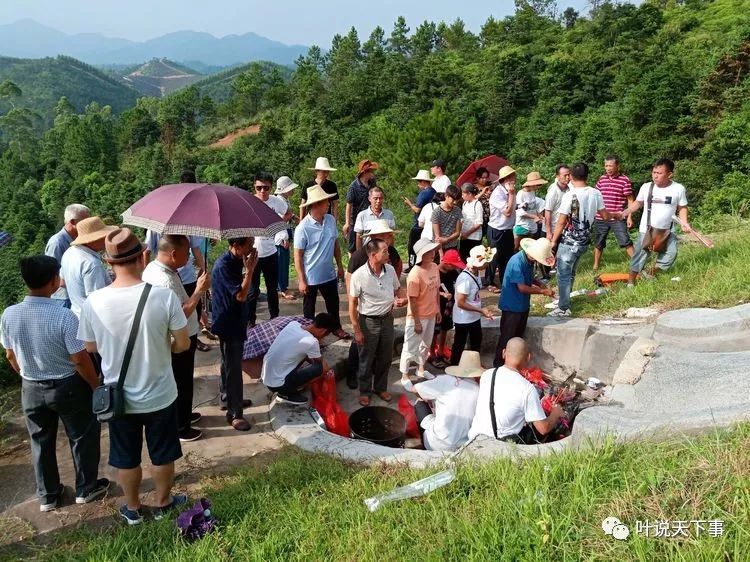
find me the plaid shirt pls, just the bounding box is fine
[0,296,84,380]
[243,316,312,360]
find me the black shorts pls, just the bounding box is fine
[108,401,182,469]
[594,219,633,250]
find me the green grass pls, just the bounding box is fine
[530,217,750,318]
[14,424,750,561]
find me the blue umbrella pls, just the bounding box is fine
[0,231,11,249]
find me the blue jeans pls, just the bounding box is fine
[630,232,679,273]
[556,243,588,311]
[277,244,290,291]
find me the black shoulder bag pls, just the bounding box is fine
[489,366,500,440]
[92,283,152,422]
[641,182,670,253]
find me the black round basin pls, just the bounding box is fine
[349,406,407,448]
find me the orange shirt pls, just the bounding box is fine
[406,261,440,318]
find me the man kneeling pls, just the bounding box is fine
[261,313,337,405]
[469,337,563,444]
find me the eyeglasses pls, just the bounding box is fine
[255,185,271,191]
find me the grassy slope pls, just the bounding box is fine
[28,424,749,561]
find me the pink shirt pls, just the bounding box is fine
[595,174,632,219]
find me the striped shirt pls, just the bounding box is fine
[595,174,632,219]
[243,316,312,360]
[0,296,84,381]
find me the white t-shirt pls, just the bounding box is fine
[432,175,451,194]
[461,199,483,240]
[414,375,479,451]
[78,282,187,414]
[544,182,569,231]
[488,185,515,230]
[418,202,439,240]
[636,181,688,232]
[536,197,547,233]
[515,190,542,231]
[468,366,547,440]
[452,270,482,324]
[142,260,200,337]
[261,321,321,388]
[254,195,289,258]
[557,186,605,246]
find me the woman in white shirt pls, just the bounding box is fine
[418,195,442,241]
[459,183,484,262]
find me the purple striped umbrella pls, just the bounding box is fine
[0,231,11,248]
[121,183,287,239]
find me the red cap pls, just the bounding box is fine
[440,249,466,270]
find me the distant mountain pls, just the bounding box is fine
[0,19,309,67]
[122,58,203,97]
[0,55,139,125]
[192,61,294,102]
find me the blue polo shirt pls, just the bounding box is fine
[45,227,74,301]
[211,251,250,340]
[500,250,534,313]
[413,187,436,226]
[294,214,337,286]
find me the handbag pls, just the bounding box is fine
[91,283,151,422]
[641,182,670,253]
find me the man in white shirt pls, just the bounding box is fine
[430,159,451,194]
[544,164,570,241]
[143,235,211,443]
[402,351,482,451]
[78,228,190,526]
[621,158,691,287]
[349,238,406,406]
[469,338,563,443]
[248,172,291,327]
[261,314,337,405]
[354,186,396,249]
[549,163,618,317]
[486,166,517,292]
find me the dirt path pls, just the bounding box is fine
[208,124,261,148]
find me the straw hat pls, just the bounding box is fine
[103,228,146,264]
[411,169,434,182]
[300,184,336,207]
[466,244,497,269]
[497,165,517,181]
[413,239,439,265]
[521,238,554,264]
[71,216,117,246]
[366,219,399,236]
[309,157,336,171]
[275,176,298,195]
[522,171,548,188]
[445,351,485,378]
[357,159,379,176]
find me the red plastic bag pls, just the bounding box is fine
[520,366,547,387]
[398,395,421,439]
[326,404,350,438]
[310,369,337,403]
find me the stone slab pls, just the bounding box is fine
[654,304,750,339]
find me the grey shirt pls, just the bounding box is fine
[431,206,463,249]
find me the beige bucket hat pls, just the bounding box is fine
[275,176,298,195]
[445,351,485,378]
[300,184,336,207]
[522,171,548,188]
[71,216,117,246]
[466,244,497,269]
[309,157,337,171]
[414,238,439,265]
[411,170,434,182]
[497,165,517,181]
[521,238,554,264]
[366,219,399,236]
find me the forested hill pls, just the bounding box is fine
[192,61,293,103]
[1,0,750,334]
[0,55,139,125]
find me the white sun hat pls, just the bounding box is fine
[300,184,336,207]
[275,176,298,195]
[411,169,434,182]
[309,157,337,171]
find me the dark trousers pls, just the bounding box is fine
[494,310,530,367]
[171,334,198,431]
[277,243,290,292]
[357,314,395,393]
[459,238,482,263]
[487,227,514,286]
[21,375,101,502]
[248,254,280,325]
[219,337,245,418]
[183,281,203,323]
[407,226,422,269]
[450,320,483,366]
[414,400,432,436]
[302,278,341,329]
[268,362,323,396]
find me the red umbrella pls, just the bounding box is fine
[455,155,508,187]
[121,183,287,240]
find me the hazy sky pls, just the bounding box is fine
[0,0,591,46]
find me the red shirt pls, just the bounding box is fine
[595,174,632,219]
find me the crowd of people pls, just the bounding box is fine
[0,153,693,522]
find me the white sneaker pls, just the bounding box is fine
[626,283,635,289]
[547,307,571,318]
[544,299,560,310]
[421,371,436,380]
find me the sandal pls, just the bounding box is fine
[377,391,392,403]
[333,328,352,340]
[358,395,370,407]
[196,341,211,352]
[201,328,218,341]
[279,291,297,301]
[429,356,448,369]
[487,286,500,294]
